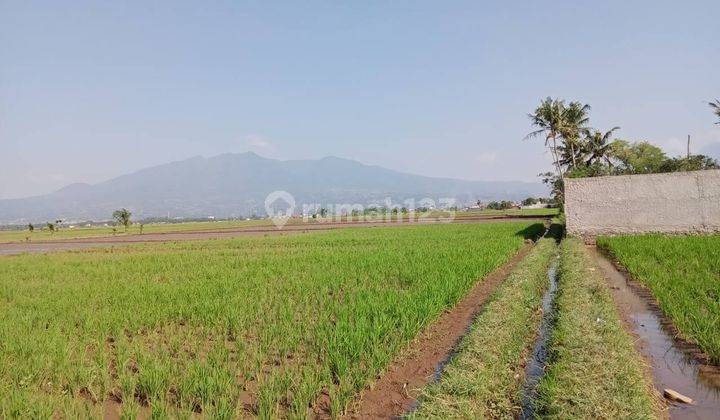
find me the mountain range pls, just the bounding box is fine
[0,153,547,224]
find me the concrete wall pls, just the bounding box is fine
[565,169,720,236]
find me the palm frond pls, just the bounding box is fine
[602,126,621,142]
[523,129,546,141]
[710,99,720,124]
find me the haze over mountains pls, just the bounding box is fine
[0,153,547,224]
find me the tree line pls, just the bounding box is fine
[527,97,720,203]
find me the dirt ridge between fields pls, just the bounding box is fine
[338,242,535,419]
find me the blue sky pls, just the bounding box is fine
[1,0,719,198]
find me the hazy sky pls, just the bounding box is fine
[2,0,719,199]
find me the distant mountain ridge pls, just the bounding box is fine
[0,153,546,224]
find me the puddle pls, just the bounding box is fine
[519,257,559,419]
[590,247,720,420]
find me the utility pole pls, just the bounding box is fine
[687,134,691,159]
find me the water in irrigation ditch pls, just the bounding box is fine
[518,256,559,419]
[591,247,720,420]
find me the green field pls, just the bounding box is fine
[0,222,541,418]
[536,238,659,419]
[0,208,557,244]
[598,234,720,364]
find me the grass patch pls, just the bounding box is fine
[598,234,720,364]
[410,237,557,419]
[0,222,542,417]
[536,238,659,419]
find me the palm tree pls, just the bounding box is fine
[710,99,720,124]
[526,97,566,176]
[582,127,620,167]
[559,102,591,168]
[557,141,583,168]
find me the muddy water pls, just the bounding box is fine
[590,247,720,420]
[519,257,559,419]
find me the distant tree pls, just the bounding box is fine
[558,101,592,168]
[522,197,538,206]
[46,222,56,233]
[610,140,668,174]
[487,200,514,210]
[112,208,132,232]
[709,99,720,125]
[318,208,328,217]
[582,127,620,167]
[539,172,564,207]
[658,155,720,172]
[526,97,567,176]
[27,223,34,232]
[527,97,593,175]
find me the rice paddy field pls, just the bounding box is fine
[598,234,720,364]
[0,222,542,418]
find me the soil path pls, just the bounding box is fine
[342,242,534,419]
[0,216,545,256]
[588,246,720,420]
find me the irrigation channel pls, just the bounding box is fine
[519,256,559,419]
[590,247,720,420]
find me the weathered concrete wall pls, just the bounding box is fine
[565,170,720,236]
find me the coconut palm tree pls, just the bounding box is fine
[583,127,620,167]
[559,102,591,168]
[557,141,584,169]
[710,99,720,124]
[526,97,566,176]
